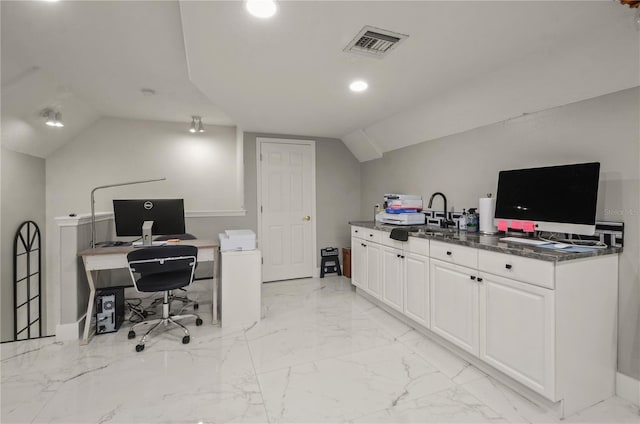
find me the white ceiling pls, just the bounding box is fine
[1,1,232,157]
[2,1,638,159]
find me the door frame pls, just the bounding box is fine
[256,137,317,281]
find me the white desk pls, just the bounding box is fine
[78,240,220,344]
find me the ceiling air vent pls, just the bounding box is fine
[344,26,408,58]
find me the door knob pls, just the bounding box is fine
[303,215,311,221]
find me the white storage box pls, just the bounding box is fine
[219,229,256,252]
[221,249,261,328]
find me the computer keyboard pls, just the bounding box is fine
[132,241,168,248]
[499,237,551,246]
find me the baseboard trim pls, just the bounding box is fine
[55,318,83,341]
[616,372,640,406]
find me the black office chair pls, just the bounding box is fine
[127,245,203,352]
[152,233,200,311]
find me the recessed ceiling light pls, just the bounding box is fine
[42,109,64,127]
[349,80,368,93]
[245,0,277,19]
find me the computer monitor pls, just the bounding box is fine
[113,199,185,242]
[494,162,600,235]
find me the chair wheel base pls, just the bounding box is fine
[135,344,145,352]
[128,331,135,339]
[196,318,203,326]
[182,335,190,344]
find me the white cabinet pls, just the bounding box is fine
[479,272,555,398]
[220,250,262,328]
[430,259,479,355]
[404,252,429,326]
[350,235,382,299]
[352,227,428,316]
[381,245,404,312]
[351,224,618,417]
[351,238,367,290]
[366,242,382,298]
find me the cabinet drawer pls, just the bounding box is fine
[407,236,429,256]
[478,250,554,289]
[362,229,383,243]
[351,226,366,239]
[430,240,477,268]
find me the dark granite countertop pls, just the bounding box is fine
[349,221,622,262]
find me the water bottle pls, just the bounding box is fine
[467,208,479,232]
[459,209,468,231]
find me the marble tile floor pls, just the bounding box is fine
[2,276,639,423]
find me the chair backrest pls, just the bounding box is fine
[127,245,198,292]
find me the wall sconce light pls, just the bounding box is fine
[42,109,64,127]
[189,116,205,133]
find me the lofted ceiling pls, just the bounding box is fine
[1,1,232,158]
[1,1,638,160]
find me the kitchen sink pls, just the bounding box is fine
[408,227,457,236]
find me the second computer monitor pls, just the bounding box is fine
[113,199,185,237]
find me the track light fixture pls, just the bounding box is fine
[189,116,205,133]
[42,108,64,127]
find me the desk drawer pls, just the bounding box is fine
[83,253,128,271]
[478,250,554,289]
[430,240,477,268]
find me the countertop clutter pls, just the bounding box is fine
[349,221,621,262]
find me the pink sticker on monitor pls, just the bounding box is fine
[497,220,509,232]
[511,221,523,230]
[523,221,536,232]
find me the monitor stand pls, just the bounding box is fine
[142,220,154,246]
[131,221,167,247]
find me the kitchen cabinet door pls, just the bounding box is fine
[366,242,382,299]
[381,245,404,312]
[430,259,479,355]
[404,252,429,327]
[351,237,366,290]
[479,272,555,398]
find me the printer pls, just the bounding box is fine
[218,229,256,252]
[375,194,426,225]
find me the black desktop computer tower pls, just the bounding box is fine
[95,287,125,334]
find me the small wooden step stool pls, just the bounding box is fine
[320,247,341,278]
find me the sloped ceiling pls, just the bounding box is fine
[180,0,639,161]
[1,1,232,158]
[2,1,638,160]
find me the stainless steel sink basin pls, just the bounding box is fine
[408,227,457,236]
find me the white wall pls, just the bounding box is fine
[360,87,640,380]
[1,147,46,342]
[345,10,639,161]
[46,116,241,218]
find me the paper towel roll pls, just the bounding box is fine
[479,196,497,234]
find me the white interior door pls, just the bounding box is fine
[259,139,315,282]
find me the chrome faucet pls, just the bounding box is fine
[428,192,454,228]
